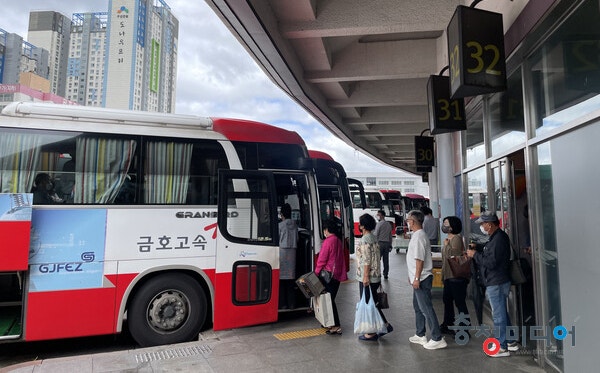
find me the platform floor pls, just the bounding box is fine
[3,251,546,373]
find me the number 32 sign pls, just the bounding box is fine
[447,6,507,98]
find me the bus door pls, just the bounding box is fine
[490,156,523,328]
[216,170,279,329]
[0,193,33,340]
[348,179,366,237]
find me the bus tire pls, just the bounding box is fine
[128,273,207,347]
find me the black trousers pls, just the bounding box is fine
[324,278,341,327]
[442,278,470,326]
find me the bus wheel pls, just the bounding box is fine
[128,273,207,347]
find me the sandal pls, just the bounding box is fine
[325,327,342,335]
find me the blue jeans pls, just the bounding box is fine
[413,275,442,341]
[485,281,511,349]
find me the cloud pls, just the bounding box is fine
[3,0,399,174]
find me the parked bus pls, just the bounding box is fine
[308,150,365,270]
[0,102,355,347]
[349,187,403,237]
[402,193,429,212]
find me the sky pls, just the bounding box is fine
[2,0,405,175]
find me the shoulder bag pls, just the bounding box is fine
[509,245,527,285]
[319,269,333,284]
[447,254,472,280]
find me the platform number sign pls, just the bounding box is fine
[415,136,434,173]
[447,6,507,98]
[427,75,466,134]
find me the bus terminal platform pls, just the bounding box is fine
[2,251,545,373]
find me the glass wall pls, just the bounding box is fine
[529,0,600,137]
[465,104,485,168]
[533,142,562,371]
[465,167,487,245]
[489,69,525,156]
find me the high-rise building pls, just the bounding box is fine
[66,12,107,107]
[27,11,71,97]
[0,28,49,87]
[104,0,178,112]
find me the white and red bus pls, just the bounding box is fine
[402,193,429,212]
[0,102,355,347]
[349,187,404,237]
[308,150,365,270]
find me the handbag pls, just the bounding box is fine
[509,245,527,285]
[447,254,472,280]
[354,287,387,335]
[376,285,389,309]
[509,259,527,285]
[319,269,333,284]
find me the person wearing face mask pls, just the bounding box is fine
[406,209,446,350]
[466,211,518,357]
[355,213,393,341]
[439,216,470,336]
[373,210,392,279]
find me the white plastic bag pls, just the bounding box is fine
[353,286,387,334]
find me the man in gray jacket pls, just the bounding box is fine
[373,210,392,279]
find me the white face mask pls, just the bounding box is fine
[480,225,487,235]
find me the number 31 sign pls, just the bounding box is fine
[447,6,507,98]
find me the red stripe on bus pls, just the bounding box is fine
[0,221,31,271]
[25,288,116,341]
[212,271,278,330]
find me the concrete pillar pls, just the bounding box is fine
[436,133,455,230]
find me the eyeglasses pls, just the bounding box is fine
[406,218,414,222]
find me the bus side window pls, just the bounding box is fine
[55,157,75,203]
[186,141,229,205]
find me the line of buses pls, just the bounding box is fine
[350,187,429,239]
[0,102,426,348]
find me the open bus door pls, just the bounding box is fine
[216,170,279,329]
[348,178,366,238]
[0,193,33,340]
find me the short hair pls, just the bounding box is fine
[443,216,463,234]
[359,213,377,231]
[377,209,386,217]
[323,219,341,237]
[407,209,425,225]
[420,206,432,215]
[280,203,292,219]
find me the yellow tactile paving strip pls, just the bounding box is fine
[273,327,327,340]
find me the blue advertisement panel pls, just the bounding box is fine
[0,193,32,221]
[28,209,107,292]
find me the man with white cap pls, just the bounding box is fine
[466,211,517,357]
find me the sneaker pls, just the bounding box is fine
[489,348,510,357]
[409,334,428,345]
[507,342,520,351]
[423,338,448,350]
